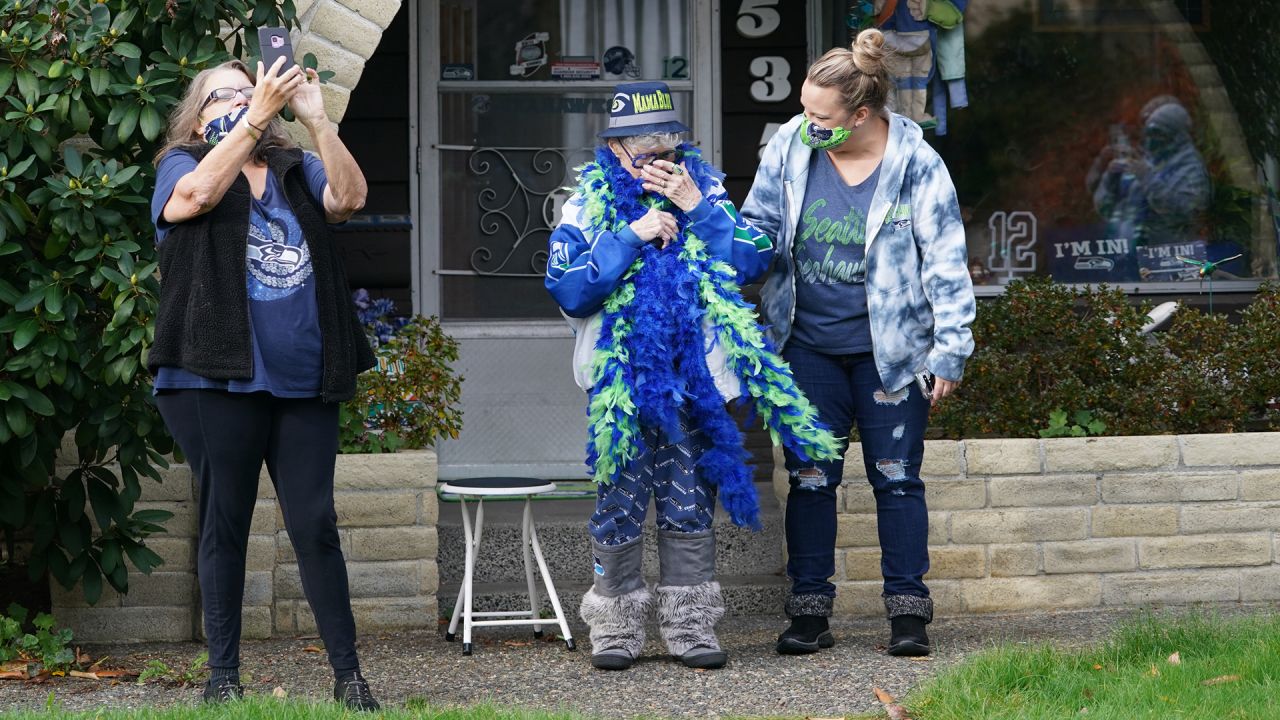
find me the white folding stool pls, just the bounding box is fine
[439,477,576,655]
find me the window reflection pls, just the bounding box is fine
[864,1,1280,286]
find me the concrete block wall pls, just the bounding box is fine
[282,0,403,144]
[53,450,437,643]
[53,431,1280,641]
[773,433,1280,616]
[50,461,200,642]
[273,452,440,636]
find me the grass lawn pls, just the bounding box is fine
[863,611,1280,719]
[1,698,587,720]
[5,612,1278,719]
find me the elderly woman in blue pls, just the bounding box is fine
[546,81,772,673]
[741,29,976,657]
[546,82,843,672]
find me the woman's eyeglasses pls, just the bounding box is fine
[200,86,254,111]
[624,146,684,168]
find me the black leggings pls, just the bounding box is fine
[156,390,358,672]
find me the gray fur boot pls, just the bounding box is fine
[579,537,650,670]
[655,529,728,669]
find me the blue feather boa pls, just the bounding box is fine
[577,145,837,529]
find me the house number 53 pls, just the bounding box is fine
[738,1,790,103]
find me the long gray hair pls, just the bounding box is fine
[154,59,295,164]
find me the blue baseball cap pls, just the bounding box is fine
[598,81,691,138]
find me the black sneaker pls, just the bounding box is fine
[202,676,244,703]
[776,615,835,655]
[334,670,381,711]
[887,615,931,656]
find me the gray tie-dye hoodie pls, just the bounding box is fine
[741,112,976,392]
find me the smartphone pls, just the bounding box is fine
[915,370,935,399]
[257,26,296,76]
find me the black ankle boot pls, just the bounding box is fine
[888,615,931,656]
[202,676,243,703]
[776,615,835,655]
[334,670,381,711]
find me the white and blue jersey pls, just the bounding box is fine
[544,180,775,397]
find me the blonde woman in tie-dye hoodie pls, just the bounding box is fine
[741,28,975,659]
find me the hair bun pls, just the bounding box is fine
[807,29,892,112]
[850,28,886,75]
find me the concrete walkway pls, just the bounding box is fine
[7,605,1271,717]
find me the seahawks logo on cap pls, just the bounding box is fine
[611,93,629,113]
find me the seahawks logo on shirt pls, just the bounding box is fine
[246,210,313,301]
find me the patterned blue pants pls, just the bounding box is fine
[589,414,716,546]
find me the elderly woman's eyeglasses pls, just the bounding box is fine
[623,145,684,169]
[200,86,254,111]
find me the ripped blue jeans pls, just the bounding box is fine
[781,344,930,600]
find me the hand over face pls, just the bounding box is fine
[641,160,702,213]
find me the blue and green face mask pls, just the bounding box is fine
[800,118,851,150]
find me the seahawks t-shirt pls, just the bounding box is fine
[790,150,880,354]
[150,150,330,397]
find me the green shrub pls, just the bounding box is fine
[0,606,21,663]
[136,650,208,686]
[1237,281,1280,429]
[341,294,464,453]
[933,277,1279,438]
[1039,409,1106,438]
[1153,306,1250,433]
[2,603,74,673]
[0,1,295,602]
[934,277,1164,437]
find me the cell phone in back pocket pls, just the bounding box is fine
[257,26,296,75]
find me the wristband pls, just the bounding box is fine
[246,118,267,134]
[243,123,260,141]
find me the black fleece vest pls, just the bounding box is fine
[148,145,374,402]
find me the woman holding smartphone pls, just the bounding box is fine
[741,29,976,658]
[149,56,379,710]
